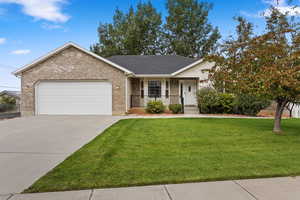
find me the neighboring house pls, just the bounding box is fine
[259,102,300,118]
[13,42,213,116]
[292,104,300,118]
[259,102,290,118]
[0,90,21,108]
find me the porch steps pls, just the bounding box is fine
[184,106,199,114]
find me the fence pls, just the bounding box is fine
[131,95,183,107]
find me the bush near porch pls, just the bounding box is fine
[145,101,183,114]
[169,104,183,114]
[146,100,165,113]
[197,88,271,116]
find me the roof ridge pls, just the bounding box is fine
[107,54,202,75]
[108,55,195,58]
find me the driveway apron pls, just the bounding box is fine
[0,115,121,195]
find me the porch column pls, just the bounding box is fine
[170,79,180,104]
[130,78,140,108]
[143,78,148,107]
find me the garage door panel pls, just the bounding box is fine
[36,81,112,115]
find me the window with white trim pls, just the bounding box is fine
[148,80,161,98]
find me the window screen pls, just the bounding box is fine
[148,80,161,98]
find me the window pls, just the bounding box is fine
[141,80,144,98]
[166,80,169,98]
[148,80,161,98]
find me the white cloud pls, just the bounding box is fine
[241,0,300,18]
[263,0,300,16]
[41,23,63,30]
[263,0,286,6]
[0,0,70,22]
[11,49,31,55]
[264,5,300,16]
[0,37,6,44]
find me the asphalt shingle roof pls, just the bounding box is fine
[107,55,198,75]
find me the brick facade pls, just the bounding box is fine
[20,46,127,116]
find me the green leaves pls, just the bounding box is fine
[146,100,165,114]
[91,0,220,58]
[91,2,164,57]
[209,8,300,100]
[207,7,300,131]
[0,95,16,105]
[165,0,220,57]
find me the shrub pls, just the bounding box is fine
[146,100,165,114]
[233,94,271,116]
[0,95,16,113]
[0,104,15,112]
[217,93,235,113]
[197,88,218,114]
[197,88,271,116]
[169,104,182,114]
[0,95,16,105]
[197,88,235,114]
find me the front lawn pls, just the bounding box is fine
[25,118,300,193]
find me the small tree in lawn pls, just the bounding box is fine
[207,8,300,133]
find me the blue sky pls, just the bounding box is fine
[0,0,299,90]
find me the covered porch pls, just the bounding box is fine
[128,77,199,108]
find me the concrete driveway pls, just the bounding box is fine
[0,115,121,196]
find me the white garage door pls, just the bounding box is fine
[36,81,112,115]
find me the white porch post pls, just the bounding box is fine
[143,78,148,107]
[161,79,167,105]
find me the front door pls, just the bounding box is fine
[181,80,197,105]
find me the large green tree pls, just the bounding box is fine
[91,1,164,57]
[207,7,300,133]
[164,0,220,57]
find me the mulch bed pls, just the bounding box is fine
[128,107,280,118]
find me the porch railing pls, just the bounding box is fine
[130,95,184,110]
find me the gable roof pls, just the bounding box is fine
[107,55,199,75]
[0,90,20,99]
[13,42,133,76]
[13,42,204,77]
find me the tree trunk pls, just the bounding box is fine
[289,103,294,118]
[273,100,288,134]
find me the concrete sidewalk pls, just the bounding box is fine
[3,176,300,200]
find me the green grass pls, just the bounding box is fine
[25,118,300,193]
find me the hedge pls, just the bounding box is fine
[197,88,271,116]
